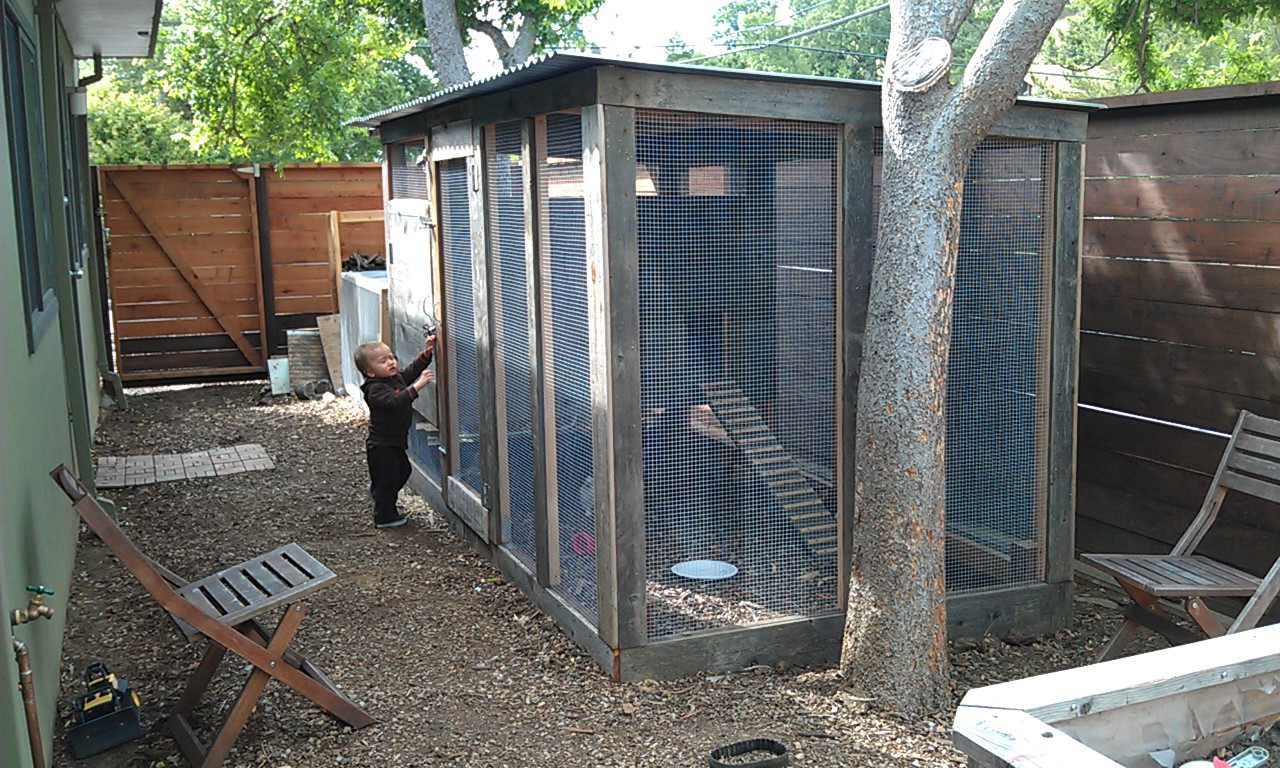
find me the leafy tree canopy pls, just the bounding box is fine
[374,0,602,63]
[682,0,1280,98]
[87,0,435,164]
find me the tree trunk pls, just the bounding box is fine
[839,0,1067,717]
[420,0,471,87]
[841,137,965,716]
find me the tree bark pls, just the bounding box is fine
[420,0,471,87]
[841,0,1068,717]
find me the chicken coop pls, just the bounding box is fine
[354,54,1089,680]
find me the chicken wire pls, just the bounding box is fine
[538,111,597,623]
[488,122,537,567]
[635,111,841,642]
[440,156,484,495]
[388,139,428,200]
[872,134,1052,595]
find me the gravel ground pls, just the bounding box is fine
[54,382,1169,768]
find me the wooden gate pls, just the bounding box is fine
[101,163,383,381]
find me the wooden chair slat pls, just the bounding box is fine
[1243,411,1280,439]
[1226,451,1280,484]
[1220,469,1280,504]
[282,545,331,581]
[265,551,309,587]
[1234,432,1280,462]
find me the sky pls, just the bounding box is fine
[580,0,730,62]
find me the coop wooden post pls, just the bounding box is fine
[839,122,877,608]
[1047,142,1084,594]
[470,126,502,540]
[518,117,553,589]
[583,104,645,652]
[531,115,560,590]
[328,210,342,313]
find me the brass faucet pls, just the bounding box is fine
[10,585,54,627]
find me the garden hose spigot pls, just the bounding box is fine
[10,585,55,627]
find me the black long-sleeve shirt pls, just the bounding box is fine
[361,350,433,448]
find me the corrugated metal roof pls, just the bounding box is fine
[349,51,1097,129]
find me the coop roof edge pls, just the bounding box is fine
[349,51,1100,130]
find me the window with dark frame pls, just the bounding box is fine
[4,7,57,349]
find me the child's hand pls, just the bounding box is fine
[413,368,435,392]
[424,333,437,357]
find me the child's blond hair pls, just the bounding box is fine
[353,341,389,375]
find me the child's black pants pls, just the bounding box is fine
[367,445,410,524]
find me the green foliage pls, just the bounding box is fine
[685,0,1280,99]
[86,75,200,165]
[86,0,433,164]
[372,0,604,58]
[1036,0,1280,96]
[160,0,432,162]
[686,0,1002,83]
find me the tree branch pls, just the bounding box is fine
[508,16,537,67]
[474,19,513,63]
[947,0,1067,148]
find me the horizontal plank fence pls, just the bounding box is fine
[1078,83,1280,583]
[101,163,384,381]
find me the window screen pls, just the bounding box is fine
[440,157,483,494]
[636,111,841,641]
[489,122,537,567]
[389,140,428,200]
[872,134,1053,595]
[539,112,597,623]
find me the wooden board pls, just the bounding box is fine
[315,314,345,395]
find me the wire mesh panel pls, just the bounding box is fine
[871,135,1053,594]
[440,157,484,494]
[539,112,597,622]
[635,111,841,641]
[489,122,537,567]
[388,140,428,200]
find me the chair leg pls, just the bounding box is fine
[174,642,228,717]
[1095,618,1140,662]
[1185,597,1226,638]
[200,603,308,768]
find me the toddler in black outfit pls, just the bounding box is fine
[354,336,435,528]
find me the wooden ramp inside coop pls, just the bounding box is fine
[699,380,838,565]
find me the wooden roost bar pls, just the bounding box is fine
[353,54,1090,680]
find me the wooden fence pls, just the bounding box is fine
[1078,82,1280,579]
[100,163,384,380]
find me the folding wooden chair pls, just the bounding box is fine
[1081,411,1280,662]
[51,465,374,767]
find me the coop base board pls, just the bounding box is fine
[954,623,1280,768]
[408,462,1073,683]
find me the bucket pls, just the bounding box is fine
[267,357,290,395]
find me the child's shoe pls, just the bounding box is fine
[375,515,407,529]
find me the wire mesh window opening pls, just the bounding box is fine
[388,140,428,200]
[636,111,841,642]
[538,112,598,623]
[440,157,484,494]
[488,122,537,568]
[872,135,1054,595]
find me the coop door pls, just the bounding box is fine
[386,139,446,484]
[433,122,491,539]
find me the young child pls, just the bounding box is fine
[355,335,435,528]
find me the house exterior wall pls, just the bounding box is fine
[0,1,111,764]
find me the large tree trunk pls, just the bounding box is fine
[841,141,965,715]
[840,0,1068,717]
[421,0,471,87]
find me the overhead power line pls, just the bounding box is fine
[685,2,891,63]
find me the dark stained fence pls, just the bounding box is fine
[1078,83,1280,579]
[101,163,383,381]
